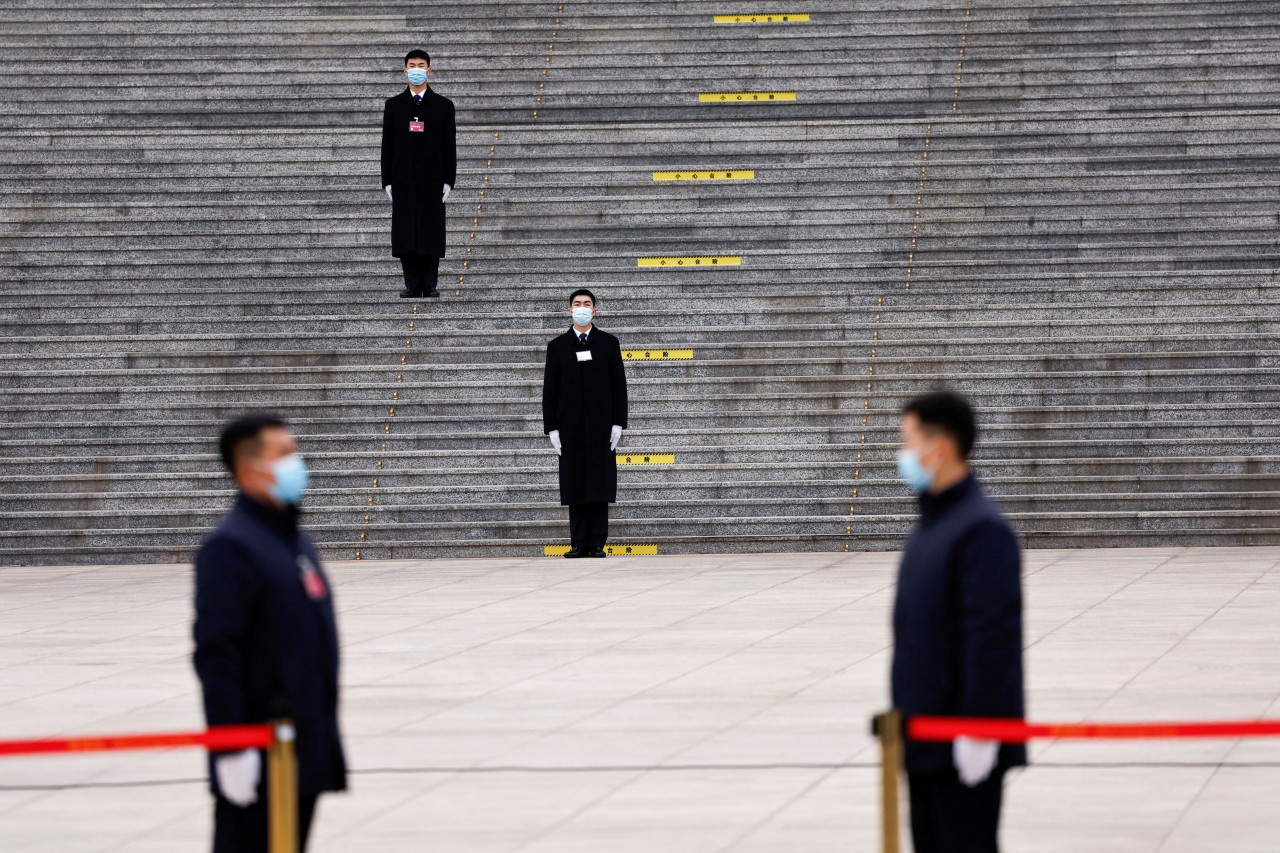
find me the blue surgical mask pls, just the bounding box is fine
[571,307,594,327]
[896,448,936,493]
[406,68,428,86]
[268,453,309,505]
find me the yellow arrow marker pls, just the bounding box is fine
[699,92,796,103]
[617,454,675,466]
[638,256,740,267]
[653,169,755,181]
[713,13,810,23]
[622,349,694,361]
[545,544,659,557]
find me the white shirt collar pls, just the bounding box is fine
[573,324,592,339]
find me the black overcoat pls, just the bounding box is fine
[380,86,456,258]
[193,494,347,799]
[891,475,1027,775]
[542,327,628,505]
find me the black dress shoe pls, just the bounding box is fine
[563,547,588,559]
[399,286,421,298]
[588,548,608,558]
[423,288,440,298]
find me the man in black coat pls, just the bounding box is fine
[890,392,1025,853]
[542,289,628,558]
[381,48,456,298]
[194,415,346,853]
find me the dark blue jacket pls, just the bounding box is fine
[891,475,1026,774]
[193,494,347,798]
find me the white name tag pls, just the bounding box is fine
[576,350,593,362]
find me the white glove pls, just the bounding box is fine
[442,183,452,202]
[953,736,999,787]
[610,425,623,451]
[549,430,561,456]
[214,748,261,806]
[384,185,393,201]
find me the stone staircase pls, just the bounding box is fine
[1,0,1277,565]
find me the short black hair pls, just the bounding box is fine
[902,392,977,459]
[219,414,288,474]
[404,49,430,66]
[569,288,596,306]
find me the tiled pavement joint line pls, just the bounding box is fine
[1007,547,1190,790]
[1211,549,1280,770]
[1154,762,1225,852]
[365,555,783,728]
[719,764,844,852]
[1020,547,1186,653]
[1020,548,1077,579]
[1094,555,1277,706]
[1011,551,1278,795]
[354,561,627,685]
[498,557,864,849]
[16,758,1280,795]
[510,766,651,852]
[388,554,851,734]
[338,559,617,655]
[648,555,901,768]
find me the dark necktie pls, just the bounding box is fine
[579,334,587,344]
[413,94,421,103]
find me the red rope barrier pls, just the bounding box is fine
[908,715,1280,743]
[0,725,275,758]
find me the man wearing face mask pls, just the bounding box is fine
[543,289,628,558]
[890,392,1025,853]
[194,415,346,853]
[381,48,456,298]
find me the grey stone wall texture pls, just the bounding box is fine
[0,0,1277,564]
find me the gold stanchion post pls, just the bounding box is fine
[873,710,903,853]
[267,720,298,853]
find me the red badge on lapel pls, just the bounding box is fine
[297,554,328,601]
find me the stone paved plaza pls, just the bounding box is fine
[1,546,1278,851]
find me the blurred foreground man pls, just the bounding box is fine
[381,48,456,298]
[891,392,1025,853]
[543,289,628,557]
[194,415,346,853]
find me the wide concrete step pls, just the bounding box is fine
[2,508,1277,563]
[3,350,1275,394]
[3,454,1277,499]
[0,294,1269,327]
[0,308,1273,345]
[6,467,1275,518]
[1,365,1276,409]
[0,380,1269,428]
[2,401,1269,444]
[3,437,1278,485]
[6,416,1277,463]
[10,488,1280,536]
[8,204,1279,241]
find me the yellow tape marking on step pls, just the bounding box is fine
[622,349,694,361]
[617,453,675,466]
[545,544,659,557]
[652,169,755,181]
[699,92,796,103]
[637,256,740,267]
[713,13,810,23]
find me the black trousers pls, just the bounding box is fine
[213,792,318,853]
[907,768,1005,853]
[568,502,609,550]
[399,253,440,293]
